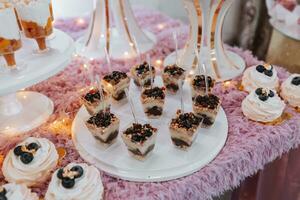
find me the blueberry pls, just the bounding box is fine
[71,166,84,179]
[13,146,23,156]
[259,95,268,101]
[144,129,152,138]
[291,76,300,86]
[0,188,6,196]
[62,178,75,189]
[0,196,7,200]
[27,143,39,151]
[57,168,64,179]
[264,70,273,77]
[255,88,263,95]
[268,90,275,97]
[20,152,34,164]
[256,65,265,73]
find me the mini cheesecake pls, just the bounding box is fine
[102,71,130,102]
[121,123,157,161]
[193,94,221,128]
[190,75,215,99]
[131,62,156,87]
[85,111,120,148]
[81,87,110,115]
[169,110,201,150]
[162,64,185,94]
[140,87,166,119]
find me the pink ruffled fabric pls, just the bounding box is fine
[0,7,299,200]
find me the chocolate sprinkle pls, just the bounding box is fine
[123,123,157,143]
[103,71,128,85]
[194,94,220,109]
[83,89,105,103]
[87,111,115,128]
[142,87,165,99]
[164,64,185,77]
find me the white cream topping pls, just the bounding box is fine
[242,89,285,122]
[0,5,20,40]
[281,74,300,107]
[45,163,104,200]
[242,65,279,92]
[2,137,59,186]
[16,0,50,27]
[1,183,38,200]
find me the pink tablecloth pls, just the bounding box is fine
[0,8,299,200]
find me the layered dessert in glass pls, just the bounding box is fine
[190,74,215,99]
[140,86,166,118]
[102,71,130,102]
[0,2,22,68]
[16,0,53,51]
[130,61,156,88]
[192,94,221,128]
[122,123,157,161]
[85,110,120,148]
[169,110,201,150]
[162,64,185,94]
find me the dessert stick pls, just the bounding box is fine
[132,36,141,64]
[202,63,208,95]
[147,54,153,88]
[173,31,178,65]
[179,79,185,113]
[125,88,137,123]
[104,47,112,73]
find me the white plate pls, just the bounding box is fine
[72,77,228,182]
[0,29,75,95]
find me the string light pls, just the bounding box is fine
[223,81,231,88]
[76,18,86,26]
[157,23,165,30]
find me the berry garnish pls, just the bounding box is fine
[87,111,113,127]
[291,76,300,86]
[255,88,263,95]
[27,142,39,151]
[268,90,275,97]
[13,146,23,156]
[71,166,84,179]
[124,124,156,143]
[264,70,273,77]
[57,168,64,179]
[259,95,268,101]
[256,65,265,73]
[62,178,75,189]
[20,152,34,164]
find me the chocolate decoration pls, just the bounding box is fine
[87,111,114,128]
[113,90,126,101]
[123,123,156,143]
[171,112,200,130]
[171,138,190,147]
[192,75,214,88]
[146,106,163,116]
[142,87,165,99]
[164,64,185,77]
[194,94,220,109]
[103,71,128,85]
[94,131,119,144]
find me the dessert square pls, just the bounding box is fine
[81,87,110,115]
[169,110,201,150]
[121,123,157,161]
[102,71,130,102]
[190,75,215,99]
[140,87,166,119]
[130,62,156,87]
[162,64,185,94]
[85,111,120,148]
[192,94,221,128]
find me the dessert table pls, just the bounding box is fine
[0,7,299,200]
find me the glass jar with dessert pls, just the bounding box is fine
[0,2,22,69]
[16,0,53,52]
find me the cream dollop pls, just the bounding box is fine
[242,65,279,93]
[2,137,59,186]
[242,89,285,122]
[0,183,39,200]
[45,163,104,200]
[280,74,300,108]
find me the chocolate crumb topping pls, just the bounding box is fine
[192,75,214,89]
[171,111,200,130]
[135,62,155,76]
[103,71,128,85]
[194,94,220,109]
[142,87,165,99]
[83,88,107,103]
[123,123,157,143]
[164,64,185,77]
[87,111,115,128]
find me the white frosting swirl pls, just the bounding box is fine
[2,137,59,186]
[45,163,104,200]
[280,74,300,108]
[242,89,285,122]
[242,65,279,93]
[1,183,39,200]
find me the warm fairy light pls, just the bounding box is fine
[155,59,162,66]
[49,117,72,134]
[52,20,56,25]
[23,95,27,99]
[76,18,85,25]
[224,81,231,87]
[189,70,195,76]
[83,64,88,69]
[129,42,134,47]
[100,34,105,38]
[157,23,165,30]
[124,51,129,57]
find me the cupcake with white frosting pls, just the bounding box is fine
[45,163,104,200]
[0,183,39,200]
[280,74,300,108]
[242,88,285,122]
[2,137,59,187]
[242,64,279,93]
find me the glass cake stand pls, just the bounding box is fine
[0,29,75,135]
